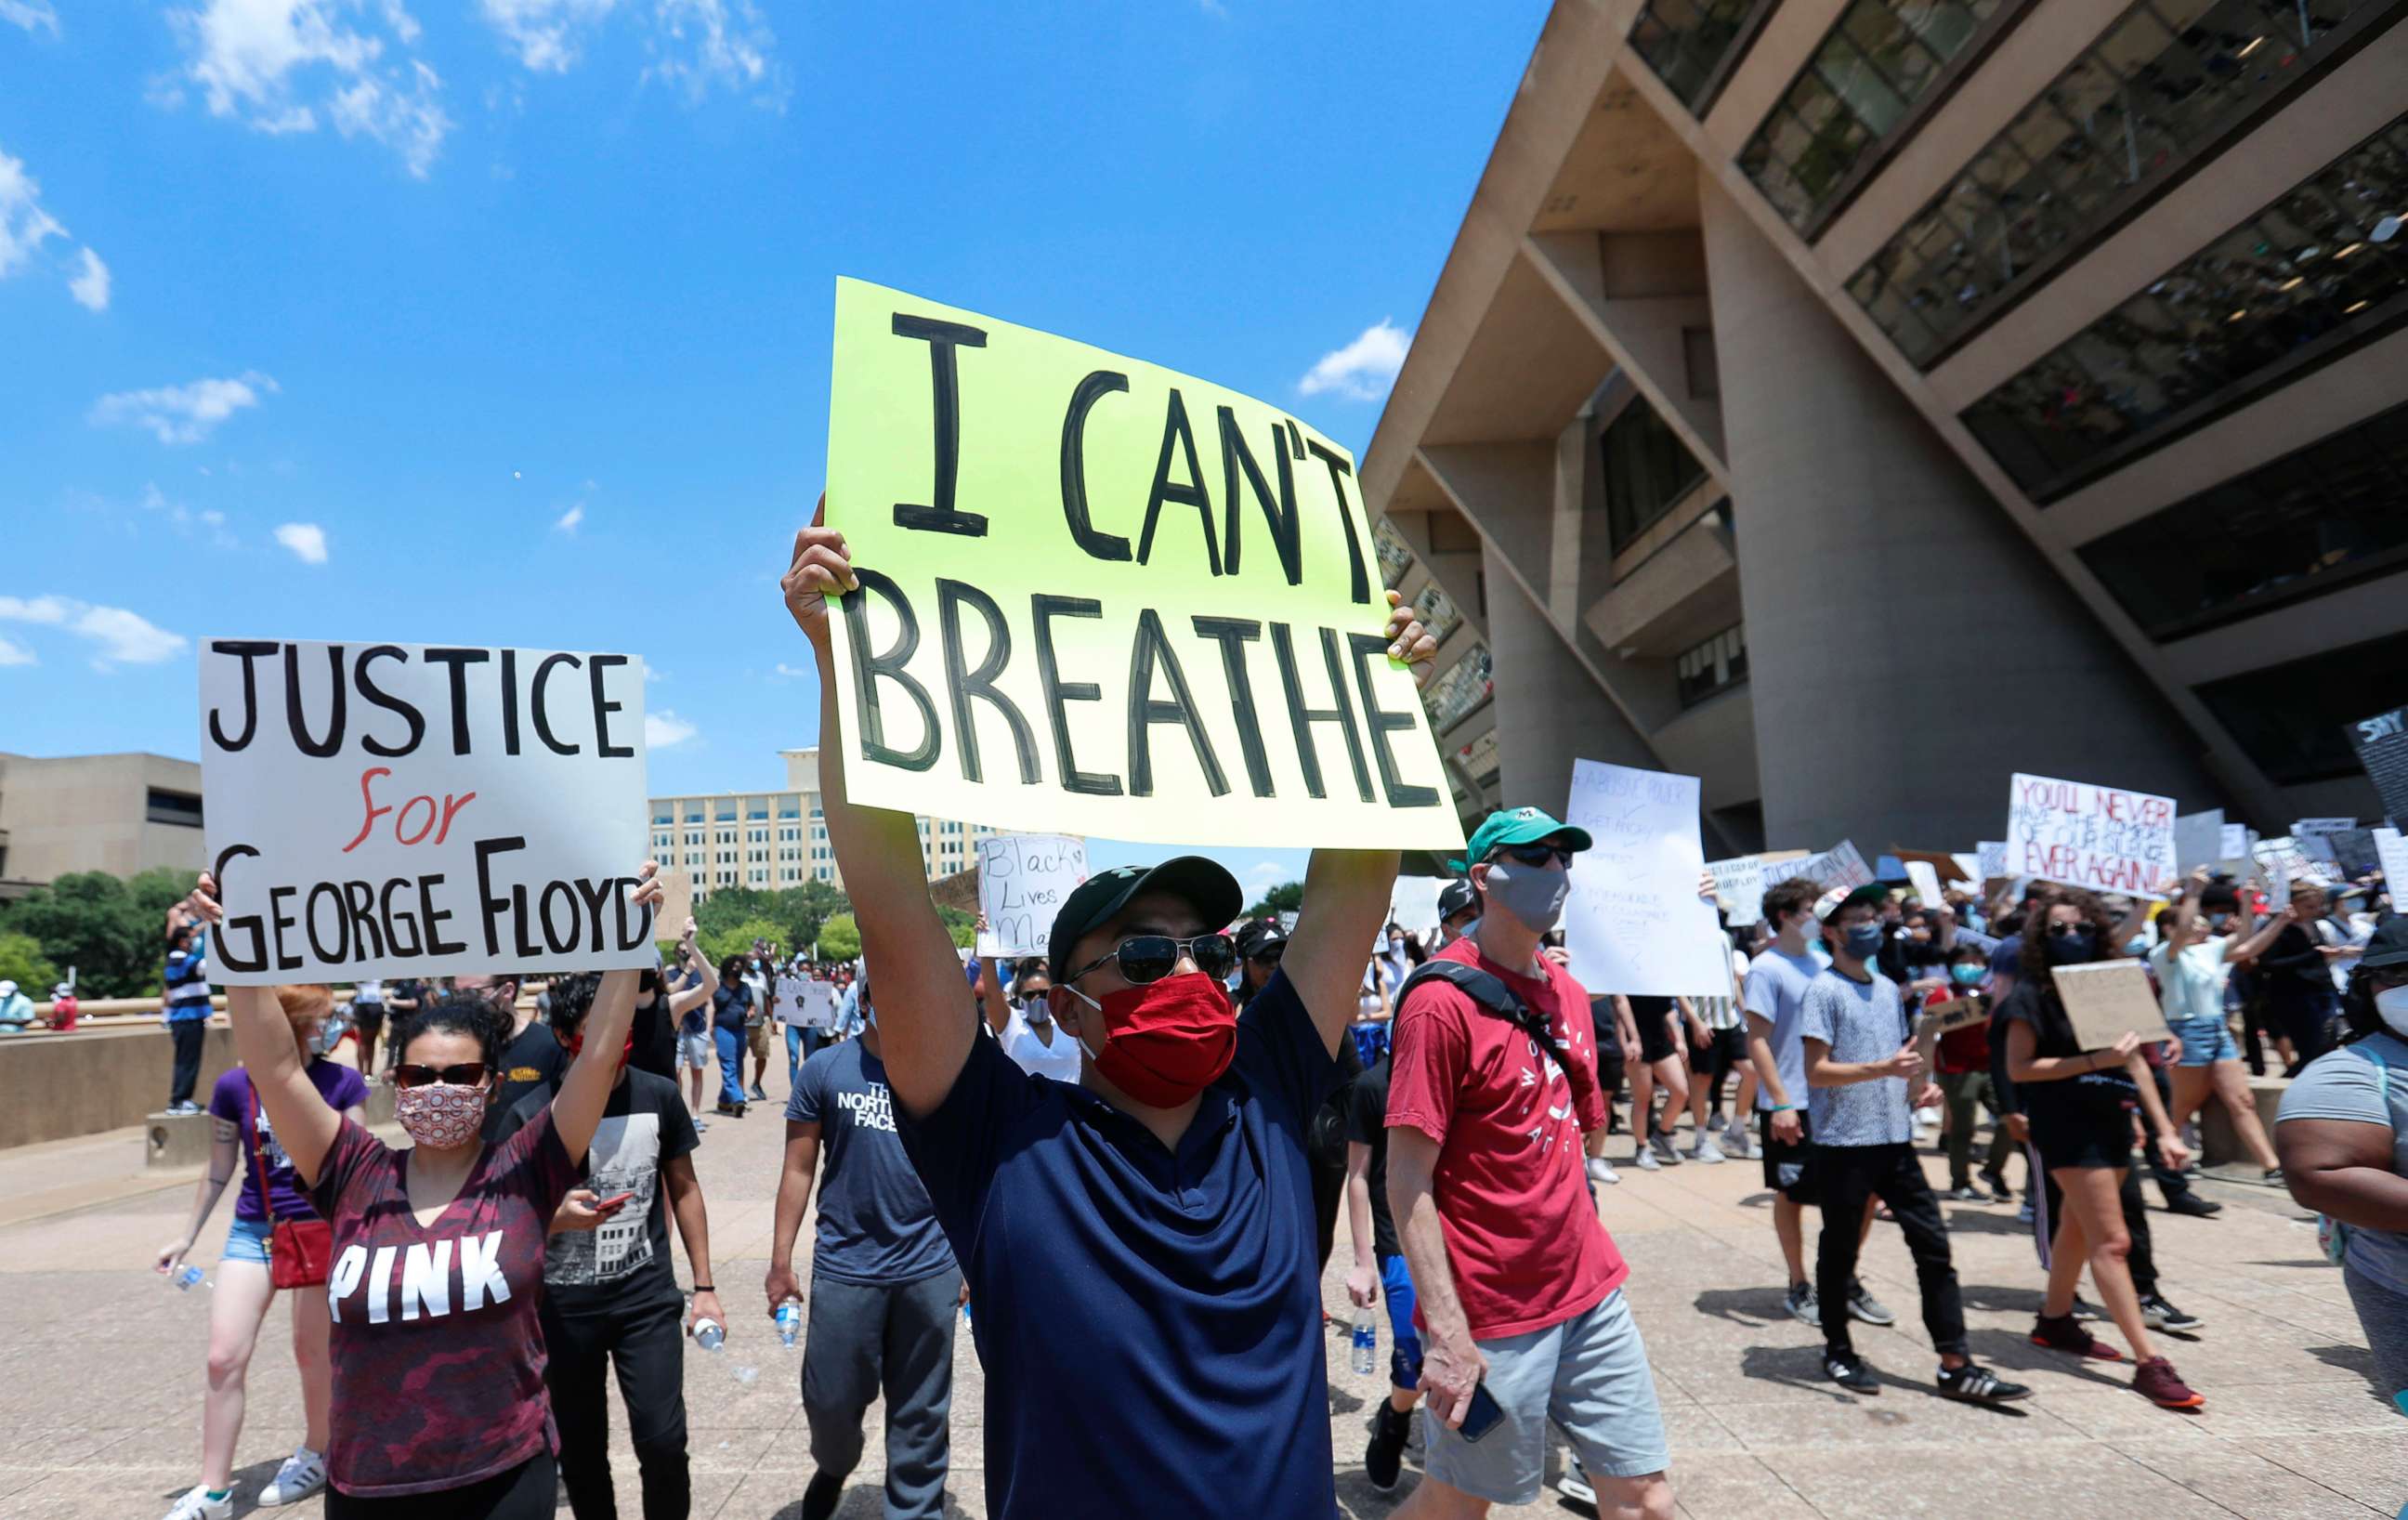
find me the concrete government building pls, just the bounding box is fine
[0,752,208,900]
[648,746,998,898]
[1370,0,2407,858]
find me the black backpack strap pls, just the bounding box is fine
[1396,961,1571,1076]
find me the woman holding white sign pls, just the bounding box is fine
[1999,886,2204,1411]
[177,863,664,1517]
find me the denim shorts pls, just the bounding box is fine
[2172,1015,2238,1068]
[1423,1288,1669,1504]
[223,1215,273,1265]
[677,1030,712,1069]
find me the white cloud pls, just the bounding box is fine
[67,246,108,310]
[0,147,65,281]
[770,662,810,680]
[168,0,454,177]
[554,502,584,533]
[273,521,328,564]
[0,2,59,36]
[89,371,276,444]
[645,0,782,102]
[0,636,34,667]
[645,710,697,749]
[0,595,187,668]
[1243,859,1287,884]
[480,0,617,72]
[1299,318,1410,402]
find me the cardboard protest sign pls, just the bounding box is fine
[1917,995,1988,1039]
[1977,841,2008,881]
[2049,959,2173,1051]
[1388,876,1445,937]
[1705,856,1765,925]
[1904,859,1945,908]
[199,639,654,984]
[2345,706,2408,825]
[1760,840,1874,891]
[655,869,695,943]
[2006,773,2176,898]
[1561,760,1729,998]
[824,278,1461,851]
[2171,810,2223,873]
[975,833,1088,958]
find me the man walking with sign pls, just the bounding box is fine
[781,510,1439,1519]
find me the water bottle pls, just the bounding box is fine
[693,1318,725,1352]
[776,1300,802,1348]
[171,1264,207,1292]
[1350,1307,1378,1377]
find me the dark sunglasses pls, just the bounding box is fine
[1067,933,1237,987]
[390,1062,490,1089]
[2045,922,2094,938]
[1488,843,1576,869]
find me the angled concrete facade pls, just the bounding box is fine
[1365,0,2408,852]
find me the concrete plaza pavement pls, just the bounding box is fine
[2,1060,2401,1520]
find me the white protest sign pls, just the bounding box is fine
[1950,853,1983,883]
[2374,829,2408,894]
[2050,960,2174,1051]
[1388,876,1445,937]
[778,978,836,1028]
[1561,759,1729,997]
[2292,818,2356,842]
[975,833,1089,958]
[1904,859,1945,908]
[775,976,809,1025]
[2006,773,2176,898]
[2219,823,2251,861]
[1705,856,1765,925]
[1950,923,2001,956]
[199,639,653,984]
[2171,810,2223,873]
[1760,840,1874,890]
[1977,841,2008,881]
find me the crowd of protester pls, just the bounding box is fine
[135,514,2404,1516]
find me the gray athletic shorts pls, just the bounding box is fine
[1423,1287,1669,1505]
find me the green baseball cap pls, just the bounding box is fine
[1449,806,1593,873]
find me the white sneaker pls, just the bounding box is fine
[1912,1107,1941,1130]
[1722,1117,1754,1158]
[1689,1135,1727,1164]
[163,1487,234,1520]
[1632,1144,1661,1172]
[1586,1155,1620,1186]
[259,1447,326,1505]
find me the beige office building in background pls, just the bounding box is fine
[1370,0,2407,857]
[0,752,208,898]
[648,746,999,898]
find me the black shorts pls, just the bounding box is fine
[2027,1094,2135,1173]
[1759,1109,1818,1204]
[1635,1007,1681,1066]
[1690,1025,1747,1079]
[352,1003,384,1031]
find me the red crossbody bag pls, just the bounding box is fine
[251,1084,334,1290]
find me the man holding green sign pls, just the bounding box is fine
[779,280,1458,1519]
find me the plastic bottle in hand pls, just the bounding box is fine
[171,1264,207,1292]
[776,1300,802,1348]
[693,1318,725,1352]
[1350,1307,1378,1377]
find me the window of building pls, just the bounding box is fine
[1964,111,2408,501]
[2078,395,2408,637]
[1427,512,1482,555]
[713,805,736,821]
[1629,0,1778,112]
[1739,0,2014,232]
[1602,396,1707,551]
[779,804,801,819]
[2192,626,2408,784]
[1676,623,1750,707]
[1455,727,1502,790]
[146,788,204,828]
[1851,0,2393,369]
[1423,647,1495,734]
[1372,518,1416,589]
[652,809,674,824]
[748,805,768,820]
[1411,579,1463,646]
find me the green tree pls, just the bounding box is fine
[0,932,59,994]
[936,905,976,950]
[818,912,861,963]
[0,871,158,996]
[700,916,786,970]
[1243,880,1303,919]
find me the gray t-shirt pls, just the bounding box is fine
[1798,967,1914,1147]
[2277,1031,2408,1296]
[1743,948,1822,1113]
[787,1042,956,1286]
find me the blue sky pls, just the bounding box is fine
[0,0,1538,894]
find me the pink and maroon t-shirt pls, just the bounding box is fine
[307,1108,580,1498]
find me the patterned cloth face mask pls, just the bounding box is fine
[394,1082,485,1148]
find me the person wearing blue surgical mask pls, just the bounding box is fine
[1930,946,2015,1202]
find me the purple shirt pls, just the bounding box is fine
[209,1061,371,1223]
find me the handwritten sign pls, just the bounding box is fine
[2374,829,2408,893]
[2006,773,2176,898]
[825,277,1461,851]
[1917,995,1988,1038]
[975,833,1088,958]
[1561,759,1730,998]
[1904,859,1944,908]
[198,639,653,984]
[2050,959,2174,1051]
[1976,841,2008,881]
[1705,855,1765,925]
[2345,706,2408,825]
[778,977,835,1029]
[1760,840,1874,891]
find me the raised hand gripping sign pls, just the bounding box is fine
[824,278,1462,851]
[198,640,657,984]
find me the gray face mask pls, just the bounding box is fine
[1481,860,1570,935]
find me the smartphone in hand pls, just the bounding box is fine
[1459,1380,1506,1443]
[596,1191,637,1212]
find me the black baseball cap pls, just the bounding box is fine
[1437,879,1477,922]
[1047,858,1244,982]
[2361,915,2408,971]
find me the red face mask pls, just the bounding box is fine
[1070,972,1237,1108]
[564,1029,635,1074]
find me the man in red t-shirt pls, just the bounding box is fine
[1386,806,1672,1520]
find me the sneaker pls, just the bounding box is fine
[1722,1117,1754,1158]
[1632,1143,1661,1172]
[162,1488,233,1520]
[1785,1280,1820,1328]
[1937,1361,2032,1406]
[1912,1106,1941,1131]
[1364,1400,1412,1493]
[1558,1451,1596,1506]
[749,1081,768,1102]
[1980,1171,2011,1202]
[2166,1193,2222,1218]
[258,1447,326,1505]
[1846,1280,1896,1327]
[166,1101,204,1117]
[2070,1294,2105,1321]
[2259,1166,2284,1187]
[1824,1353,1879,1393]
[1688,1135,1727,1164]
[693,1118,711,1133]
[799,1471,845,1520]
[1586,1155,1620,1186]
[2140,1293,2204,1331]
[1649,1132,1683,1166]
[2017,1199,2035,1225]
[2031,1312,2124,1362]
[2132,1355,2205,1409]
[1946,1185,1988,1201]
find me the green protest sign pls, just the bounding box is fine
[824,278,1463,851]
